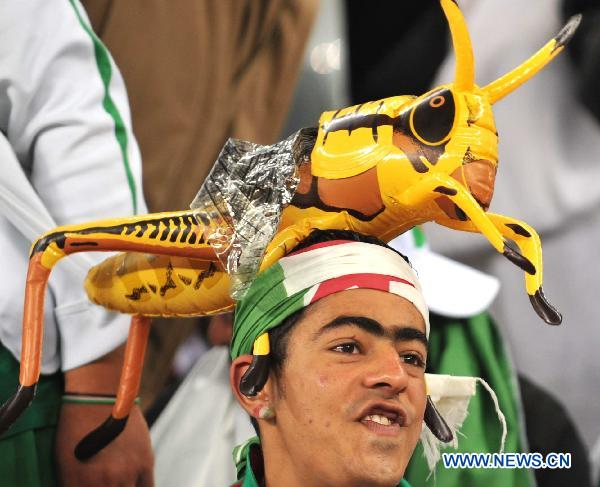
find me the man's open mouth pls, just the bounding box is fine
[362,414,398,426]
[358,403,407,435]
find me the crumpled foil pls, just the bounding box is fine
[191,129,312,299]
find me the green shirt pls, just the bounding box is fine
[0,341,62,486]
[404,312,533,487]
[0,342,62,440]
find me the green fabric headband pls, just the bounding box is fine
[231,239,429,359]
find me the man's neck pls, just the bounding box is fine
[260,434,309,487]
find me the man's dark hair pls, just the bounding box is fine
[249,228,410,435]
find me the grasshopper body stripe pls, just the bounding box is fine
[31,212,206,259]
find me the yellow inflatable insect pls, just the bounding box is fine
[0,0,581,460]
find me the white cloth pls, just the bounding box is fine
[389,231,499,318]
[420,374,507,471]
[425,0,600,449]
[151,347,250,487]
[0,0,146,373]
[278,241,430,335]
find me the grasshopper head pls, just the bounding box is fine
[310,0,579,221]
[426,0,580,218]
[393,83,499,218]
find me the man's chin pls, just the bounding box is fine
[344,458,406,487]
[356,426,416,482]
[345,439,410,485]
[357,419,409,452]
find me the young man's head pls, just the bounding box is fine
[230,230,431,486]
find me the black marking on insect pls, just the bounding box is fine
[434,186,458,196]
[351,104,365,133]
[503,243,536,275]
[372,101,385,142]
[462,147,476,165]
[409,89,456,145]
[30,232,66,255]
[193,262,217,290]
[290,173,385,222]
[506,223,532,238]
[180,217,195,243]
[149,225,160,239]
[148,284,157,294]
[530,289,561,325]
[125,285,148,301]
[70,242,99,247]
[324,112,394,136]
[159,262,177,297]
[322,108,343,145]
[169,221,182,243]
[159,220,173,242]
[178,275,192,286]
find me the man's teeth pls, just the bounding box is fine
[363,414,394,426]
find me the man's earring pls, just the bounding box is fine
[258,405,275,420]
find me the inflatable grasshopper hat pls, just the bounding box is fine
[194,0,581,326]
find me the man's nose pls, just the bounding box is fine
[362,346,409,394]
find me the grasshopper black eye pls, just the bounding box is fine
[409,89,456,146]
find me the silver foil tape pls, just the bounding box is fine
[191,128,314,299]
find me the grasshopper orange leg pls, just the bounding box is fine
[0,210,216,436]
[75,315,151,461]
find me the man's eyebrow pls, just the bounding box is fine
[313,315,428,346]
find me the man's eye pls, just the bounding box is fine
[401,353,426,368]
[332,343,360,354]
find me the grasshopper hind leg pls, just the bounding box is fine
[75,314,151,460]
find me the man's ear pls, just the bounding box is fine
[230,354,274,419]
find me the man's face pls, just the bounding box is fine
[268,288,428,487]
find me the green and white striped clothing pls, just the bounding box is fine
[0,0,146,373]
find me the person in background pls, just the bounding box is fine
[0,2,151,485]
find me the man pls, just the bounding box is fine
[227,230,456,486]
